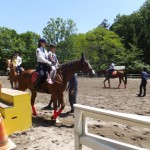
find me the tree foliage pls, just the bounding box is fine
[0,27,40,70]
[110,0,150,65]
[0,7,150,73]
[57,26,128,71]
[99,19,110,29]
[43,18,77,44]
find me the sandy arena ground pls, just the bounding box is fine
[0,76,150,150]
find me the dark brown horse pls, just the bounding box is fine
[102,70,127,88]
[18,54,95,121]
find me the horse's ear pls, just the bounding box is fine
[81,53,85,62]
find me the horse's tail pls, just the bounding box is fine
[124,71,127,85]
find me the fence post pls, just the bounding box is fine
[74,107,83,150]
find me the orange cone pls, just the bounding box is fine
[0,113,16,150]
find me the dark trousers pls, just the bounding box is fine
[139,80,147,96]
[107,69,114,76]
[36,63,47,87]
[69,87,78,110]
[16,66,21,74]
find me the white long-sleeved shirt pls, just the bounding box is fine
[36,47,52,65]
[16,56,22,66]
[110,63,115,69]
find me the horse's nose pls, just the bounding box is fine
[89,69,96,77]
[92,70,95,75]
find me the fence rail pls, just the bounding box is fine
[77,72,150,78]
[0,71,150,78]
[127,74,150,78]
[74,104,150,150]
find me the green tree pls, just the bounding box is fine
[57,34,87,63]
[110,0,150,65]
[20,31,40,69]
[99,19,110,29]
[0,27,25,70]
[43,18,77,44]
[85,27,126,71]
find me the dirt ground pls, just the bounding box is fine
[0,76,150,150]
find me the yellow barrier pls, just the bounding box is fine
[0,88,32,135]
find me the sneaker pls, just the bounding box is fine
[137,94,141,97]
[47,78,53,84]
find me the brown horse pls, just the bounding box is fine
[6,59,24,89]
[102,70,127,88]
[18,54,95,121]
[0,81,2,92]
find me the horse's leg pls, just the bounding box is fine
[30,88,37,116]
[43,95,53,110]
[122,77,126,88]
[108,78,110,88]
[103,78,107,88]
[10,80,13,89]
[14,81,17,89]
[57,99,61,108]
[121,77,125,88]
[51,94,58,119]
[52,93,65,120]
[118,78,121,88]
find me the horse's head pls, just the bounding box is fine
[6,59,14,71]
[79,53,95,77]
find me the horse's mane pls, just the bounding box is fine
[58,59,80,70]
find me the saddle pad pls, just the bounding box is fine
[31,72,39,83]
[112,71,117,76]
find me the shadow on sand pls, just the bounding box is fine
[101,87,119,89]
[32,115,74,128]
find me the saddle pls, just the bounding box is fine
[31,69,63,84]
[31,72,39,83]
[112,71,117,76]
[106,70,117,78]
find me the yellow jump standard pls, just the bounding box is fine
[0,88,32,135]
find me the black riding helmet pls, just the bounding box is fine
[14,50,21,56]
[39,38,47,43]
[49,43,56,48]
[38,38,47,47]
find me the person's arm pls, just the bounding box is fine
[36,49,52,65]
[48,52,55,63]
[17,57,22,66]
[55,55,59,64]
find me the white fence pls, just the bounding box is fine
[127,74,150,78]
[74,104,150,150]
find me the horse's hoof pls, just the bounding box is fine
[51,117,60,124]
[56,119,60,123]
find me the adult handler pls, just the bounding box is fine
[67,73,78,113]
